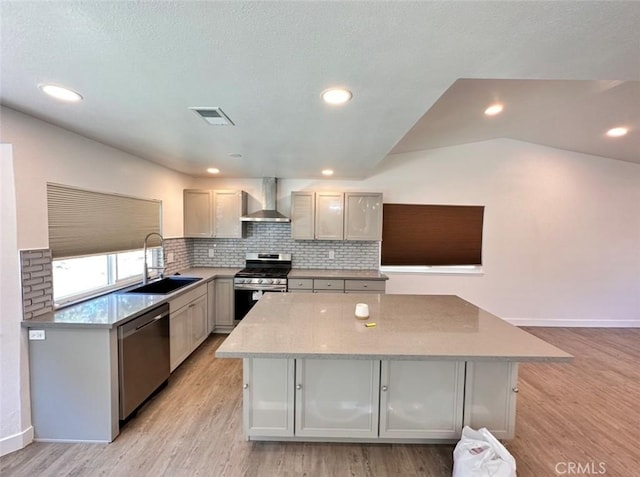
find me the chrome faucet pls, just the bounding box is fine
[143,232,165,285]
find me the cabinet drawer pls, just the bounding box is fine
[312,279,345,291]
[345,280,386,292]
[288,278,313,290]
[169,283,207,312]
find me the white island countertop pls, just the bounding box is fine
[216,293,572,362]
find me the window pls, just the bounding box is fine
[53,248,160,306]
[47,183,163,307]
[381,204,484,267]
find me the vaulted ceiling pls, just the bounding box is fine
[1,1,639,179]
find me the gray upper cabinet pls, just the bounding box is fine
[291,191,382,241]
[213,190,247,238]
[291,191,344,240]
[184,190,213,237]
[315,192,344,240]
[290,191,316,240]
[344,192,383,241]
[183,189,246,238]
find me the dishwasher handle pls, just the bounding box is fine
[118,304,170,340]
[136,313,165,330]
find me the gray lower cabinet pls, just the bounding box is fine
[379,360,465,439]
[169,284,208,372]
[345,279,386,293]
[243,359,515,442]
[288,278,313,292]
[463,362,518,440]
[28,326,119,442]
[287,277,386,294]
[207,280,216,333]
[295,358,380,438]
[214,277,235,333]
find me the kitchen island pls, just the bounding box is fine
[216,293,571,443]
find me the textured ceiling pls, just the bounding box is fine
[1,1,639,179]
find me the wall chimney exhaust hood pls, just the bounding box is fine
[240,177,290,223]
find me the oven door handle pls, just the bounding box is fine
[235,285,287,291]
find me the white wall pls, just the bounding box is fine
[365,140,640,325]
[0,107,196,453]
[2,107,194,248]
[366,140,640,326]
[198,139,640,325]
[0,145,33,455]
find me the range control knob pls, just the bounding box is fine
[264,279,273,285]
[257,279,264,284]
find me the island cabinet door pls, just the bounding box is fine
[295,359,380,438]
[379,360,465,439]
[243,358,295,438]
[463,362,518,440]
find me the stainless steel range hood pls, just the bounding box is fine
[240,177,290,223]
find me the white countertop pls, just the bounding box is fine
[216,293,572,362]
[22,267,240,329]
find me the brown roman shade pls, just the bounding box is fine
[47,183,162,259]
[381,204,484,266]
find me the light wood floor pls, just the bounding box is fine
[2,328,639,476]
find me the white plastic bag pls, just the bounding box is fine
[452,426,516,477]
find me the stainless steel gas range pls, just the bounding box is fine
[234,253,291,321]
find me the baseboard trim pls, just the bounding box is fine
[0,426,33,457]
[506,318,640,328]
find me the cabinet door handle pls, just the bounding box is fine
[512,386,519,393]
[382,385,388,392]
[243,383,249,389]
[296,384,302,390]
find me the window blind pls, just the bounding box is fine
[47,183,162,259]
[381,204,484,266]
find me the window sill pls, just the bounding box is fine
[380,265,484,276]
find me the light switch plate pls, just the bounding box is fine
[29,329,45,340]
[208,248,215,258]
[167,252,175,263]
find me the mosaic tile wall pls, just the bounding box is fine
[20,249,54,319]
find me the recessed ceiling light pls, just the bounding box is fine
[321,169,334,176]
[606,127,628,137]
[227,153,243,158]
[38,84,83,102]
[484,103,503,116]
[207,168,220,174]
[321,88,352,105]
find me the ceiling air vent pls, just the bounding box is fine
[189,107,234,126]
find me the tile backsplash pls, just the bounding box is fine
[20,249,54,319]
[164,238,192,275]
[19,224,379,319]
[191,222,380,269]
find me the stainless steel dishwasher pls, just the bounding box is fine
[118,303,170,420]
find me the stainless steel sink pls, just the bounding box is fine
[122,276,202,295]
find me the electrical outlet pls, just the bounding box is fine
[167,252,175,263]
[328,250,335,260]
[208,248,215,258]
[29,329,45,340]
